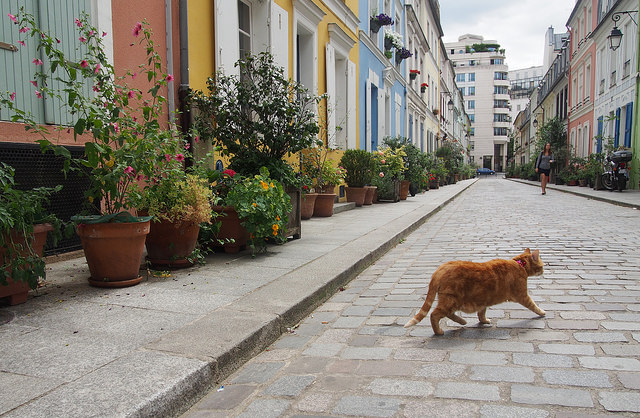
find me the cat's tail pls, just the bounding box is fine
[404,279,438,328]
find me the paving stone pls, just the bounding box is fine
[512,353,574,368]
[315,328,354,344]
[573,332,627,343]
[264,375,315,397]
[458,328,512,339]
[238,398,291,418]
[470,365,534,383]
[393,347,447,362]
[598,391,640,412]
[538,343,595,355]
[271,335,312,349]
[617,372,640,389]
[332,316,366,329]
[434,381,500,401]
[546,319,599,330]
[479,404,550,418]
[315,374,367,391]
[341,347,392,360]
[301,343,344,357]
[284,357,329,374]
[601,321,640,331]
[368,378,434,397]
[609,313,640,321]
[415,363,467,379]
[231,362,285,384]
[511,384,593,407]
[480,340,534,352]
[332,395,401,417]
[349,335,378,347]
[449,350,507,366]
[404,399,479,418]
[542,369,612,387]
[359,326,405,336]
[579,356,640,371]
[584,303,627,311]
[509,311,554,319]
[372,307,414,316]
[425,339,477,351]
[496,319,546,329]
[341,305,375,317]
[559,311,606,320]
[353,297,382,306]
[601,344,640,356]
[516,330,570,341]
[295,392,335,413]
[355,360,418,376]
[195,384,257,410]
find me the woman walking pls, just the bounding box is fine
[535,142,554,195]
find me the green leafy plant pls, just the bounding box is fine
[301,146,346,191]
[339,149,375,187]
[0,163,63,289]
[0,11,182,219]
[224,167,292,254]
[373,146,406,180]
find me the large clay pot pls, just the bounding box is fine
[313,193,336,217]
[363,186,377,205]
[0,223,53,305]
[301,193,318,220]
[399,180,411,200]
[76,220,150,288]
[145,218,200,268]
[212,206,249,254]
[345,186,367,207]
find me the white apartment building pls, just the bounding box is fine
[445,34,510,171]
[509,65,543,125]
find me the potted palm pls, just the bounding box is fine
[0,163,62,305]
[339,149,375,207]
[1,12,181,287]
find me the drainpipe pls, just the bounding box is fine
[165,0,175,120]
[632,0,640,189]
[178,0,192,167]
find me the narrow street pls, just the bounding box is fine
[185,177,640,417]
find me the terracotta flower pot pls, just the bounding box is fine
[212,205,249,254]
[0,223,53,305]
[364,186,377,205]
[345,186,367,207]
[145,218,200,268]
[76,220,150,288]
[399,180,411,200]
[301,193,318,220]
[313,193,336,217]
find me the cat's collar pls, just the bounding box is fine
[515,259,526,268]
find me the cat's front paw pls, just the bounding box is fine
[537,309,546,317]
[479,318,491,325]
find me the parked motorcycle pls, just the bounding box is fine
[602,150,632,191]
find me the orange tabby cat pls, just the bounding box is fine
[404,248,546,335]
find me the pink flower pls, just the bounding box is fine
[79,36,87,43]
[18,40,25,46]
[32,58,43,66]
[124,166,135,175]
[102,31,107,37]
[30,80,37,87]
[88,30,95,36]
[94,64,100,74]
[223,169,236,178]
[184,143,190,150]
[132,22,142,37]
[175,153,185,162]
[8,13,17,23]
[165,74,174,82]
[92,85,100,92]
[112,122,120,133]
[165,154,172,162]
[381,159,386,164]
[74,18,83,27]
[194,136,199,143]
[19,27,29,33]
[379,172,385,178]
[55,38,60,44]
[127,90,134,99]
[131,72,137,79]
[80,60,88,68]
[10,92,16,101]
[34,90,42,99]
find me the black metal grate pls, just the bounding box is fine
[0,142,94,256]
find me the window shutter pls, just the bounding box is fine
[365,79,371,151]
[624,103,633,148]
[215,0,239,76]
[346,60,356,149]
[614,107,621,147]
[270,3,288,78]
[378,89,385,140]
[325,43,336,148]
[597,116,603,153]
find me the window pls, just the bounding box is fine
[469,60,476,66]
[494,86,508,94]
[470,128,475,136]
[459,87,465,95]
[467,100,475,109]
[491,58,504,65]
[467,86,475,96]
[494,71,508,80]
[494,99,509,108]
[238,0,252,60]
[469,73,475,81]
[494,127,509,136]
[469,114,475,123]
[494,113,509,122]
[457,73,465,82]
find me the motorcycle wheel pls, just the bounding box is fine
[602,173,614,190]
[617,175,627,191]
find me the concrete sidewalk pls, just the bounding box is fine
[1,179,477,418]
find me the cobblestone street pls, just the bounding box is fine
[185,177,640,417]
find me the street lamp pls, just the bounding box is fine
[447,99,454,111]
[532,119,538,129]
[608,11,638,51]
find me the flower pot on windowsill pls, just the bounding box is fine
[370,18,381,33]
[384,37,393,51]
[421,86,426,93]
[409,72,418,80]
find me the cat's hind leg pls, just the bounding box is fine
[477,307,491,324]
[430,310,445,335]
[447,313,467,325]
[517,295,546,317]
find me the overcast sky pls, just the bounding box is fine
[439,0,576,70]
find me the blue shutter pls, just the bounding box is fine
[597,116,603,153]
[624,102,633,148]
[614,108,621,148]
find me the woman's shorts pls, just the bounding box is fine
[538,168,550,176]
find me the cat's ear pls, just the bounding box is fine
[532,250,540,261]
[524,248,531,254]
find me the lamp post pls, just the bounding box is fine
[608,10,637,50]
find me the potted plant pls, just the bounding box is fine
[421,83,428,93]
[371,146,406,202]
[301,145,346,217]
[384,29,403,51]
[0,163,63,305]
[339,149,375,207]
[383,136,424,198]
[299,174,316,220]
[1,13,185,287]
[370,13,393,33]
[395,47,412,64]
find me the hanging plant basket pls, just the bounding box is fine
[370,18,381,33]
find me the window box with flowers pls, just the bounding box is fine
[395,47,412,64]
[384,29,403,51]
[421,82,428,93]
[1,11,184,288]
[409,70,420,80]
[370,13,393,33]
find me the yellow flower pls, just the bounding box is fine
[252,202,257,207]
[88,196,94,203]
[105,156,115,167]
[270,182,274,188]
[260,181,269,190]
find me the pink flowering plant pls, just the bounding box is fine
[0,9,184,220]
